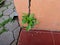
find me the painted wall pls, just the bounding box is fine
[14,0,60,31]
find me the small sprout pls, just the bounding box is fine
[0,18,12,27]
[0,18,13,35]
[0,14,3,17]
[0,28,7,34]
[0,0,5,7]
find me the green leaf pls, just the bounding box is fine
[29,14,34,20]
[0,0,2,2]
[22,13,38,31]
[29,21,33,26]
[0,28,7,34]
[0,14,3,17]
[0,18,12,27]
[22,19,27,24]
[26,25,31,31]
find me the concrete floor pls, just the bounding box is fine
[0,0,20,45]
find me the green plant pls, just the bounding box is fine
[0,27,7,34]
[0,0,2,2]
[0,0,4,4]
[0,14,3,17]
[0,0,4,7]
[0,18,12,27]
[0,18,13,34]
[22,13,38,31]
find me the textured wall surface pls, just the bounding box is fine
[14,0,60,31]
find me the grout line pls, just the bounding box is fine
[10,19,20,45]
[51,31,55,45]
[10,26,20,45]
[10,31,15,45]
